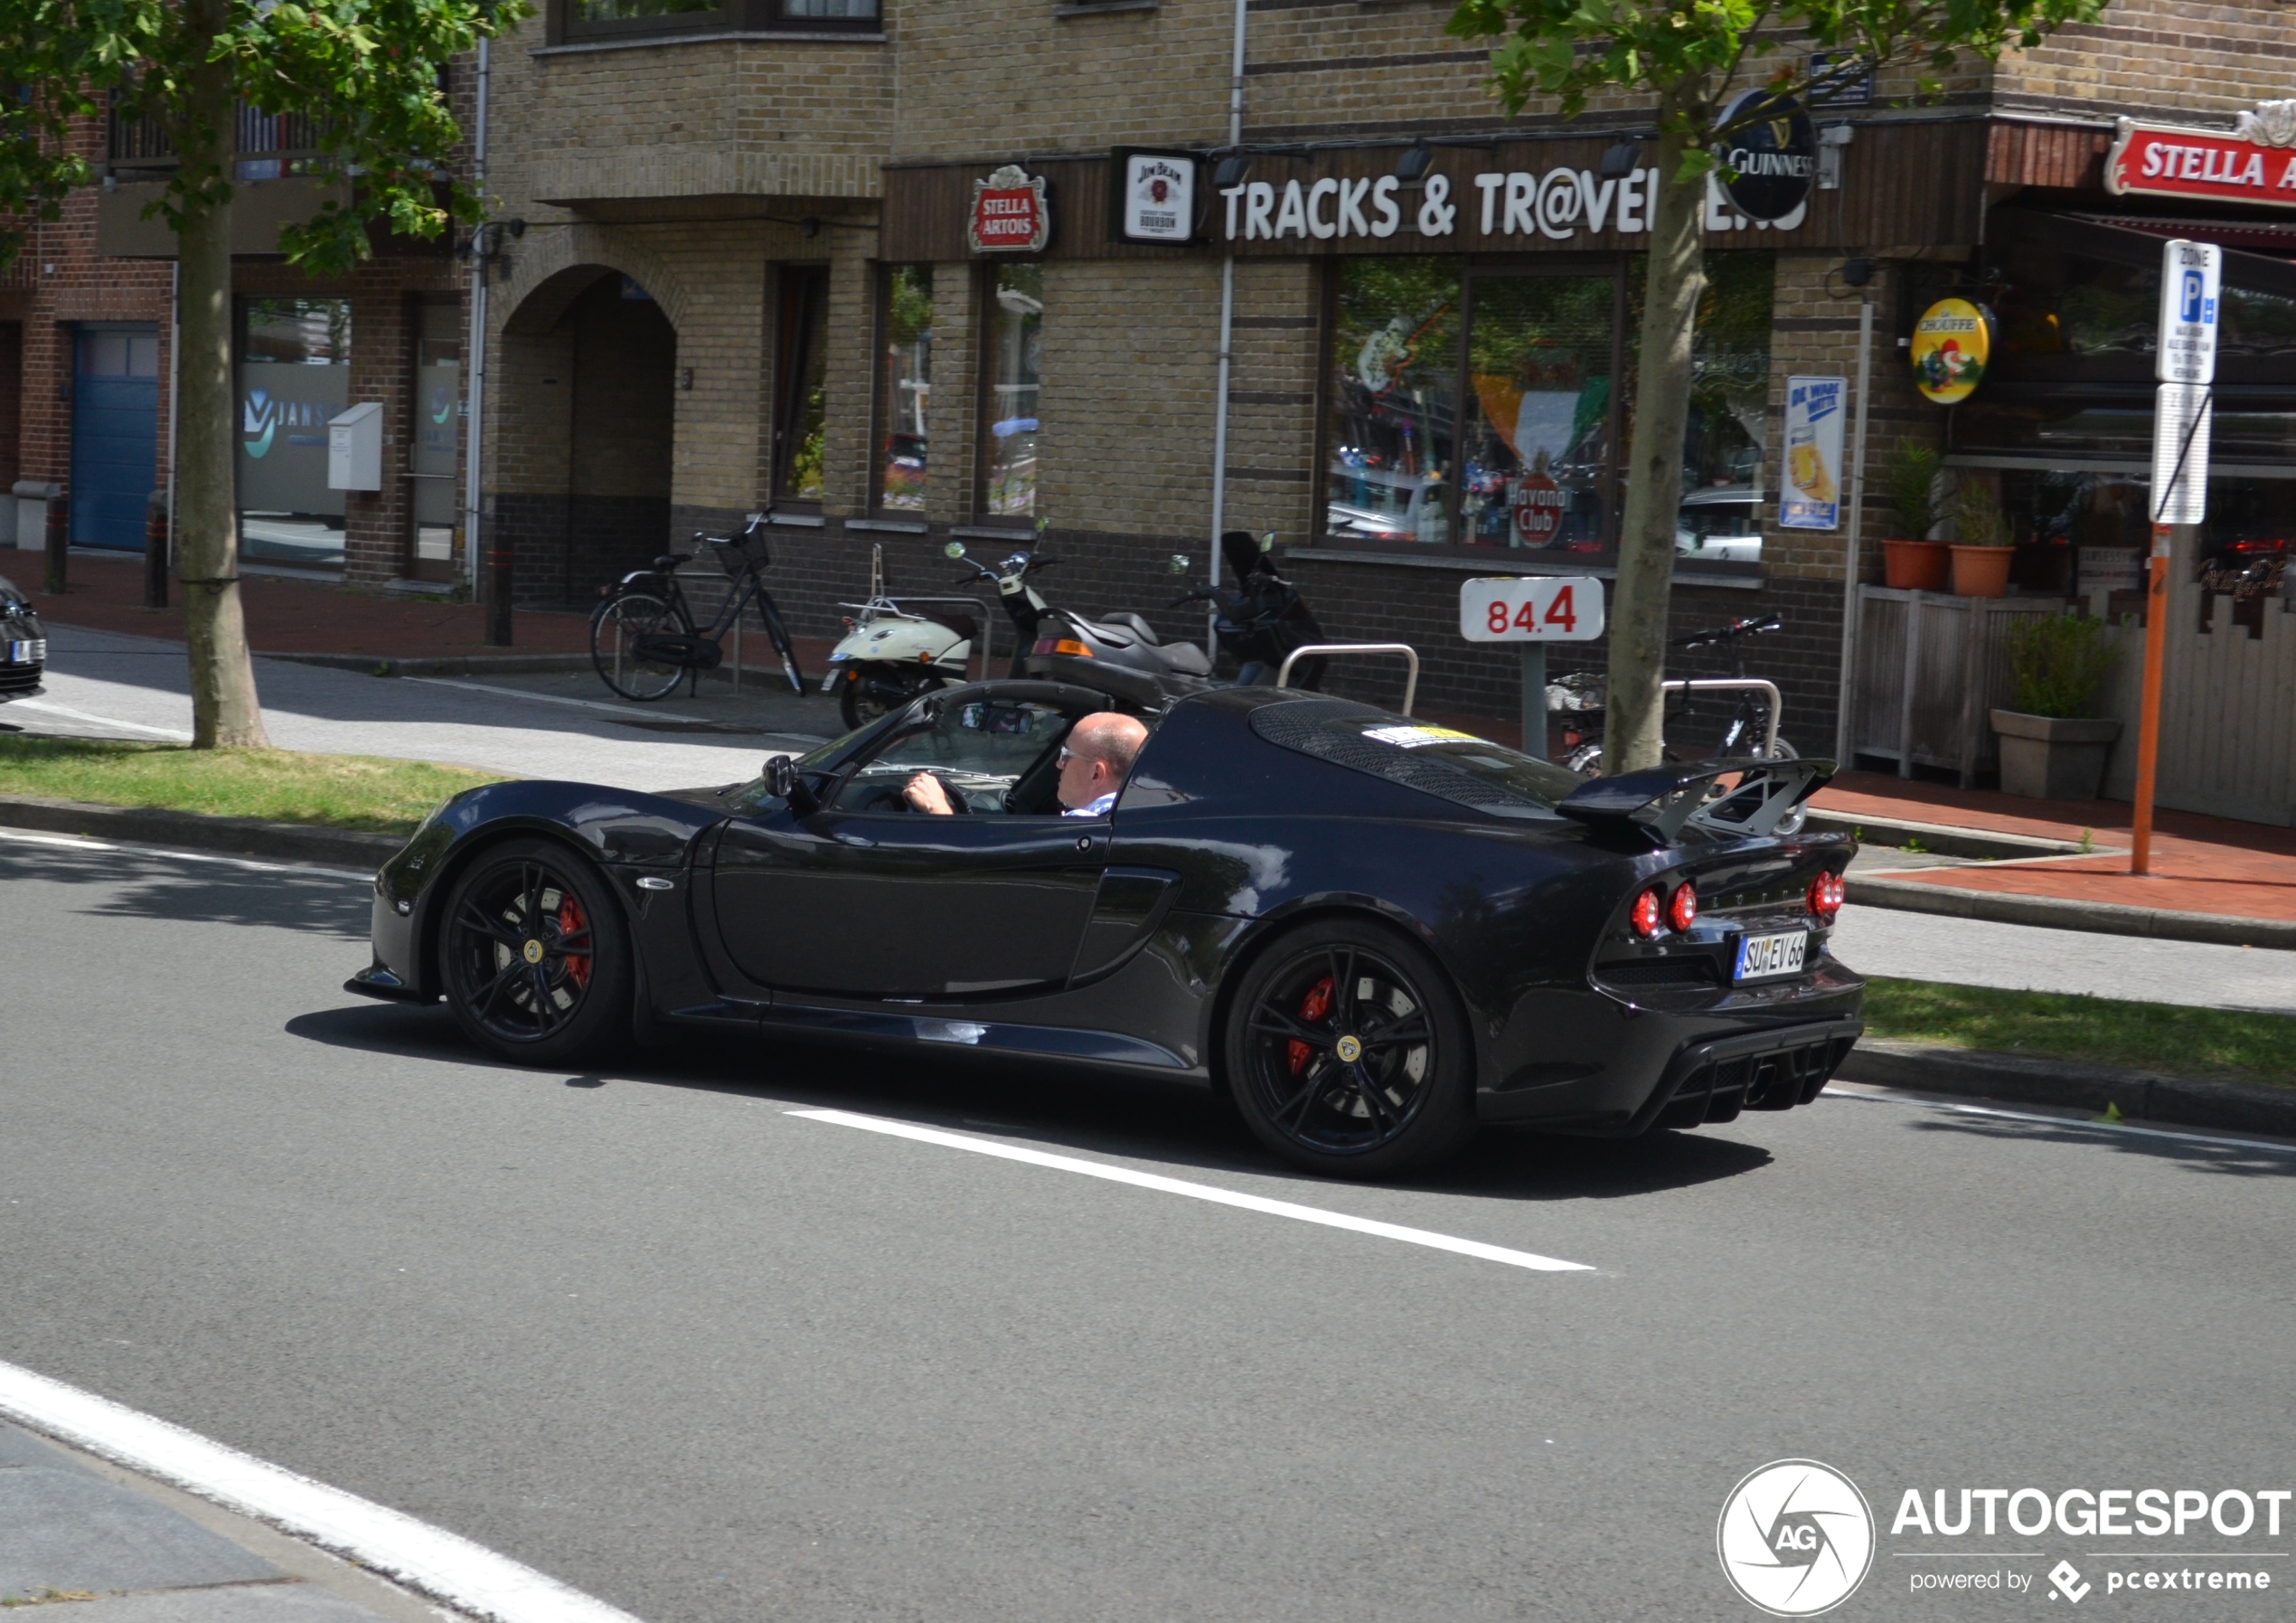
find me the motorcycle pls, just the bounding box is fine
[1164,529,1330,688]
[822,544,977,731]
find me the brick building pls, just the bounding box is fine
[22,0,2296,807]
[1,100,472,591]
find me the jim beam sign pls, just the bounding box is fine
[2108,99,2296,209]
[970,165,1050,254]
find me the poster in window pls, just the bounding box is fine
[1778,374,1846,531]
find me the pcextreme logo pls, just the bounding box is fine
[1718,1459,1877,1617]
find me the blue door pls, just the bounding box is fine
[71,326,160,551]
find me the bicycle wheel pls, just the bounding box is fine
[591,591,690,702]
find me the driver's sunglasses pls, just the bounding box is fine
[1055,746,1075,769]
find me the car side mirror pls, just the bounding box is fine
[761,753,819,816]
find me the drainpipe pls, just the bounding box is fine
[1206,0,1247,649]
[1833,297,1874,764]
[464,35,491,616]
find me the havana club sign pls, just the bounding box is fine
[2106,99,2296,209]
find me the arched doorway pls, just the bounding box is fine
[496,267,676,608]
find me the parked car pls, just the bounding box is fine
[0,576,47,703]
[1677,484,1764,562]
[349,677,1863,1179]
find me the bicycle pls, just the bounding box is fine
[590,513,806,703]
[1548,614,1807,835]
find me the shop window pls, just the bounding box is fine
[237,297,350,570]
[774,267,829,504]
[875,265,933,514]
[980,262,1042,522]
[1324,259,1463,544]
[1321,252,1772,566]
[409,301,461,581]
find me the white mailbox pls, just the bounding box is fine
[327,401,383,492]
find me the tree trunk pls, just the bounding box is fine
[174,2,270,750]
[1604,108,1706,775]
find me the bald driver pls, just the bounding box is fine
[902,711,1148,819]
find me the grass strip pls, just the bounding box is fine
[1862,975,2296,1089]
[0,737,503,835]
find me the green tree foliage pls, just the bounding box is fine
[1447,0,2109,771]
[0,0,524,745]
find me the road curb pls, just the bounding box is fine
[0,794,400,870]
[1807,809,2103,862]
[265,652,596,678]
[1833,1038,2296,1138]
[1845,871,2296,950]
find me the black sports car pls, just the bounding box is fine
[0,576,46,703]
[349,679,1863,1177]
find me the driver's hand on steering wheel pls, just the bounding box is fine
[902,771,957,815]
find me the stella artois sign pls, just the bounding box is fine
[2107,99,2296,209]
[969,164,1050,254]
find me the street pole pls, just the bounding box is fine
[1520,644,1546,759]
[2134,239,2218,877]
[1206,0,1247,658]
[1833,298,1873,765]
[2130,522,2171,874]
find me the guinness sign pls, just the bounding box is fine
[1717,90,1817,222]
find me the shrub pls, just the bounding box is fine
[2007,613,2121,718]
[1883,439,1941,541]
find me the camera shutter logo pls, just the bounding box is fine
[1717,1459,1875,1616]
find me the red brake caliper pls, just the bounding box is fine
[556,894,592,990]
[1287,974,1333,1075]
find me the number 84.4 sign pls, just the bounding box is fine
[1458,575,1606,643]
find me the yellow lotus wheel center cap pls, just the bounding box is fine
[1334,1034,1364,1062]
[522,939,546,965]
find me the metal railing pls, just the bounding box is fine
[1277,642,1421,716]
[107,98,322,166]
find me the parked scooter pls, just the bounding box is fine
[946,538,1219,709]
[822,544,976,730]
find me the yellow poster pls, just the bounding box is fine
[1911,298,1991,404]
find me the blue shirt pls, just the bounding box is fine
[1063,791,1117,819]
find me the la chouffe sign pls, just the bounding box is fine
[969,165,1050,254]
[2107,99,2296,209]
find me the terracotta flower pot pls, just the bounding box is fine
[1881,538,1951,590]
[1950,544,2013,598]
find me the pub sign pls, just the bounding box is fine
[970,165,1050,254]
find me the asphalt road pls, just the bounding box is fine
[4,834,2293,1622]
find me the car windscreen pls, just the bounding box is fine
[1247,698,1581,820]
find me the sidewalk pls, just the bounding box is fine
[1814,769,2296,948]
[0,1421,437,1621]
[8,547,836,674]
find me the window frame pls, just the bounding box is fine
[974,259,1045,531]
[1310,251,1772,580]
[552,0,879,44]
[870,262,935,519]
[771,264,831,508]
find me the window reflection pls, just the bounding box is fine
[1459,275,1615,551]
[237,297,350,570]
[1324,259,1461,543]
[982,263,1041,519]
[878,265,932,513]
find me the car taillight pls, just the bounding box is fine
[1668,882,1698,933]
[1808,872,1845,922]
[1630,886,1665,939]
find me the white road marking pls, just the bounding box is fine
[0,826,371,880]
[788,1107,1595,1272]
[0,1357,644,1623]
[1826,1087,2296,1156]
[8,696,193,739]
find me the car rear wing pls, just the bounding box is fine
[1556,756,1835,845]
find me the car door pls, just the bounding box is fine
[712,695,1106,999]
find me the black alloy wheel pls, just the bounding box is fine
[441,839,632,1065]
[1224,920,1475,1177]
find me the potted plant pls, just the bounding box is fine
[1991,613,2123,799]
[1879,439,1949,590]
[1948,478,2014,598]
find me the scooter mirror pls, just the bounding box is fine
[944,541,968,561]
[1169,554,1191,575]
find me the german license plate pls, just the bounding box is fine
[1735,929,1808,981]
[5,638,43,664]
